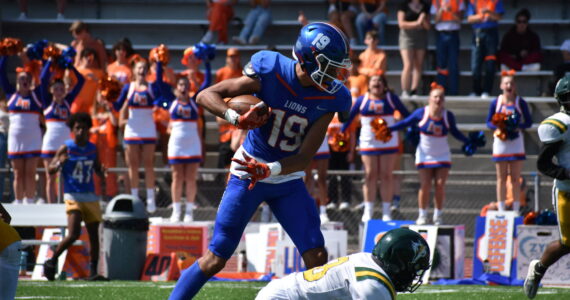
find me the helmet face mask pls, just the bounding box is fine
[293,22,352,94]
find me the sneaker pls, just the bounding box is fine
[320,213,330,224]
[382,214,392,222]
[36,198,46,204]
[18,12,27,20]
[248,36,260,45]
[56,13,65,20]
[416,216,428,225]
[169,212,180,223]
[361,210,372,223]
[401,91,410,98]
[183,213,193,222]
[146,199,156,214]
[390,199,400,213]
[433,215,443,226]
[481,92,490,99]
[524,259,544,299]
[468,92,478,97]
[326,202,337,210]
[339,202,350,211]
[12,199,22,205]
[44,258,57,281]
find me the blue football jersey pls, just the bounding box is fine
[243,51,351,162]
[61,139,97,194]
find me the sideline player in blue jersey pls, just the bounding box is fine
[43,113,106,281]
[169,22,353,299]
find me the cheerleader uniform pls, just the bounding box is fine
[390,107,469,169]
[342,91,409,155]
[0,57,47,159]
[114,62,165,145]
[486,95,533,162]
[168,99,202,164]
[40,63,85,158]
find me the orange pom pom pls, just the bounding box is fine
[99,76,122,103]
[491,112,507,129]
[149,44,170,65]
[43,44,61,60]
[370,117,392,143]
[1,38,23,56]
[328,127,350,152]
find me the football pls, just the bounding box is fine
[226,95,268,116]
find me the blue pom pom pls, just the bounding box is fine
[462,143,476,156]
[405,125,420,148]
[193,43,216,61]
[468,131,486,147]
[26,39,48,61]
[505,114,520,132]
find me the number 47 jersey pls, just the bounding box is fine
[231,51,351,183]
[256,253,396,300]
[61,139,97,194]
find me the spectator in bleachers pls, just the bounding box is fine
[347,56,368,98]
[388,83,471,225]
[0,54,47,205]
[233,0,272,45]
[40,57,85,204]
[202,0,238,44]
[167,77,203,222]
[215,48,242,174]
[91,94,119,200]
[115,58,166,213]
[107,38,134,85]
[342,73,410,222]
[431,0,464,96]
[467,0,504,98]
[18,0,67,20]
[71,48,104,114]
[358,30,387,77]
[498,9,542,72]
[328,0,359,46]
[355,0,388,45]
[180,47,206,98]
[0,203,21,300]
[397,0,430,98]
[69,21,107,70]
[305,137,331,223]
[486,73,532,213]
[553,40,570,85]
[327,113,355,211]
[0,99,9,202]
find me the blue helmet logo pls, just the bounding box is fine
[293,22,352,94]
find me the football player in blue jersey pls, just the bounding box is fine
[169,22,353,299]
[43,113,106,281]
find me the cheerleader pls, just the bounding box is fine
[388,84,469,225]
[0,55,48,204]
[40,59,85,203]
[115,59,165,213]
[342,73,410,222]
[486,73,532,213]
[167,77,203,222]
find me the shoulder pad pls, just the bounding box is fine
[539,117,568,143]
[242,61,258,79]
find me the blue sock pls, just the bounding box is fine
[169,261,209,300]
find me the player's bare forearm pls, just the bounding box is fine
[197,76,261,118]
[48,145,67,174]
[278,112,334,174]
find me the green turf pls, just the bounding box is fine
[16,280,570,299]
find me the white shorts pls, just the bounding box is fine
[168,121,202,164]
[492,134,525,162]
[8,126,42,159]
[124,108,157,144]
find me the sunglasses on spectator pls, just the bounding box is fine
[516,19,528,24]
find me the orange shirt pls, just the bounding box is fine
[107,62,132,85]
[215,66,242,83]
[71,67,104,114]
[358,48,387,77]
[432,0,462,22]
[153,107,171,135]
[347,74,368,98]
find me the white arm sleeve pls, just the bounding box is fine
[538,122,565,143]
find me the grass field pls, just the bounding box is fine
[15,280,570,299]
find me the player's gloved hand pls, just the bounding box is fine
[232,153,271,190]
[225,102,270,130]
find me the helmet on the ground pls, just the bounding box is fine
[555,75,570,112]
[293,22,351,94]
[372,228,431,292]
